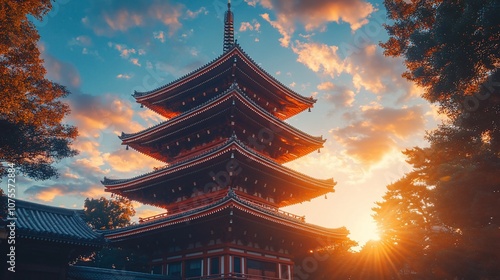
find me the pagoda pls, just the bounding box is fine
[102,2,348,279]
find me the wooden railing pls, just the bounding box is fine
[139,191,228,223]
[238,196,305,222]
[138,190,305,224]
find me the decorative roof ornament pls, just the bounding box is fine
[223,0,235,52]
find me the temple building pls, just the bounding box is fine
[102,2,349,279]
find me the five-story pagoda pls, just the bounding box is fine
[102,2,348,279]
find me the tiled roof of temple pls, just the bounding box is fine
[1,198,104,246]
[67,265,175,280]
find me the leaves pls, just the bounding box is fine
[376,1,500,278]
[381,0,500,113]
[0,0,78,180]
[83,197,136,230]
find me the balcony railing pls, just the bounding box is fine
[138,189,305,224]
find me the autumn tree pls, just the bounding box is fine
[83,197,136,230]
[378,0,500,278]
[0,0,78,180]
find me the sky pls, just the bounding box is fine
[7,0,444,249]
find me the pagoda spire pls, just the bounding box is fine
[223,0,235,52]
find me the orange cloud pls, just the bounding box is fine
[240,20,261,32]
[84,1,183,36]
[256,0,374,46]
[104,9,143,32]
[261,13,294,47]
[292,41,345,77]
[68,93,144,138]
[35,187,64,202]
[345,44,422,100]
[332,106,426,164]
[106,149,163,173]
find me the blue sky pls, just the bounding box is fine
[9,0,444,248]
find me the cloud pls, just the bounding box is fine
[68,35,92,47]
[106,149,162,173]
[261,13,294,47]
[108,42,136,58]
[290,43,422,101]
[291,41,345,78]
[130,58,141,66]
[153,30,166,43]
[40,45,81,90]
[332,106,426,164]
[345,44,422,99]
[239,20,261,32]
[255,0,374,46]
[186,7,208,19]
[104,9,143,32]
[68,93,143,138]
[137,108,167,126]
[83,1,183,36]
[318,82,355,109]
[116,73,133,79]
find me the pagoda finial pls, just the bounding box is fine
[223,0,235,52]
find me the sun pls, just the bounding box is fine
[354,220,381,249]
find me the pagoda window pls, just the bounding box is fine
[151,264,163,275]
[185,258,203,278]
[233,256,242,275]
[280,263,291,280]
[209,256,220,275]
[167,261,182,277]
[247,259,277,278]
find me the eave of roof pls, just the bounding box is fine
[1,198,104,247]
[102,136,335,192]
[121,84,324,146]
[67,265,174,280]
[103,190,347,240]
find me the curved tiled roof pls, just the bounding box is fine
[67,265,174,280]
[3,198,104,246]
[134,44,315,105]
[121,84,324,145]
[102,135,334,190]
[103,189,346,239]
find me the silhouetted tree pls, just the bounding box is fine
[379,1,500,278]
[0,0,78,180]
[83,196,136,230]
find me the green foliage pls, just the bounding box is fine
[0,0,78,180]
[83,197,136,230]
[381,0,500,115]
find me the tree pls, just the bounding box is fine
[380,1,500,278]
[372,173,432,276]
[381,0,500,116]
[83,197,136,230]
[0,0,78,180]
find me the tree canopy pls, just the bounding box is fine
[375,0,500,278]
[0,0,78,180]
[83,197,136,230]
[381,0,500,115]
